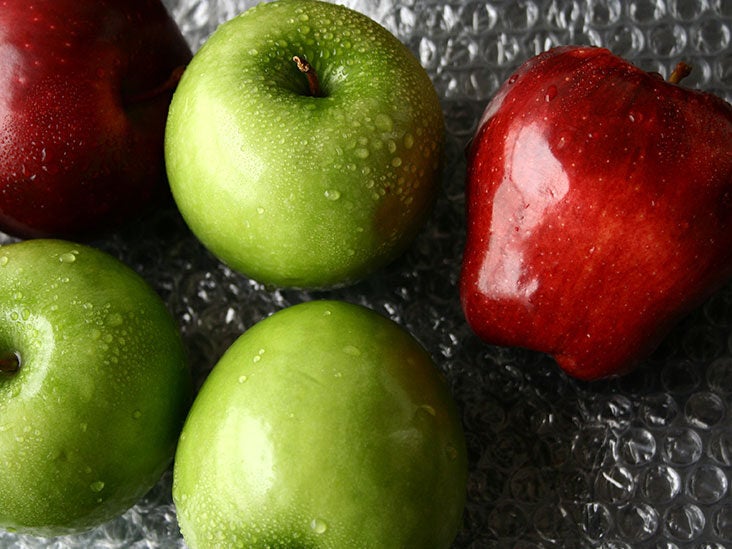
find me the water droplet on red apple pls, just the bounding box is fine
[545,85,557,101]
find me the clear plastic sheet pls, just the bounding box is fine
[3,0,732,547]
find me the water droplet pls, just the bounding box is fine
[0,256,8,266]
[324,189,341,201]
[545,84,558,101]
[80,422,88,432]
[310,518,328,534]
[445,445,459,461]
[132,410,142,420]
[108,313,123,327]
[59,251,77,263]
[420,404,436,416]
[343,345,361,356]
[90,480,105,493]
[391,157,402,167]
[354,148,369,159]
[238,375,248,383]
[375,113,394,132]
[403,133,414,149]
[256,207,265,214]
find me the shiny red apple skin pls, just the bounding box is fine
[0,0,192,238]
[461,45,732,381]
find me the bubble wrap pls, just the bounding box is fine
[3,0,732,547]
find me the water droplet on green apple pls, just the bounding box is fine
[108,313,123,327]
[420,404,437,416]
[59,251,77,263]
[257,207,265,214]
[343,345,361,356]
[324,189,341,201]
[354,148,369,159]
[90,480,105,493]
[391,157,403,167]
[238,375,248,383]
[375,113,393,132]
[0,256,8,266]
[310,518,327,534]
[80,423,88,432]
[132,410,142,420]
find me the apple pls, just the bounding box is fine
[0,239,191,537]
[460,45,732,381]
[165,0,444,289]
[0,0,192,238]
[173,300,467,548]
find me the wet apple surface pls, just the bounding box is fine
[2,0,732,547]
[461,46,732,381]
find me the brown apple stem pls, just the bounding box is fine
[0,351,19,374]
[125,65,187,104]
[668,62,692,84]
[293,56,323,97]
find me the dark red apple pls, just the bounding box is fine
[460,45,732,381]
[0,0,192,238]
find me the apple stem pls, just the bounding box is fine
[668,62,692,84]
[293,56,323,98]
[0,351,19,374]
[125,65,187,104]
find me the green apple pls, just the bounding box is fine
[0,239,191,537]
[165,0,444,289]
[173,300,467,548]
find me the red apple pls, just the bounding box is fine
[460,45,732,381]
[0,0,191,238]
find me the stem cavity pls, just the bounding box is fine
[293,56,323,98]
[0,351,20,374]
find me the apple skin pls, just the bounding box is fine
[0,0,192,238]
[173,300,467,549]
[460,45,732,381]
[0,239,191,537]
[165,0,444,289]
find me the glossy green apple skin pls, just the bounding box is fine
[165,0,444,289]
[0,239,191,537]
[173,300,467,549]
